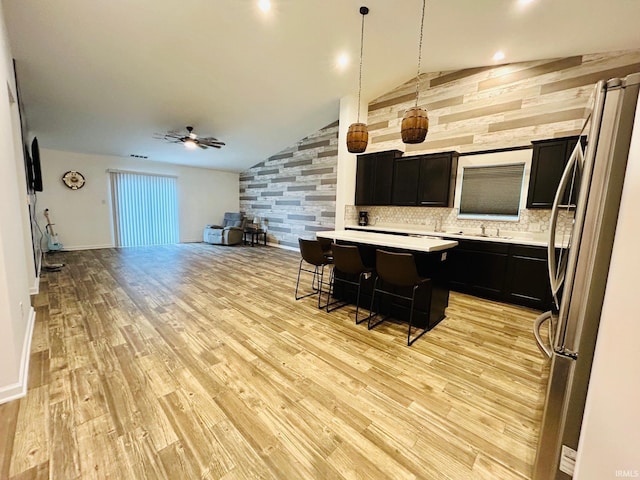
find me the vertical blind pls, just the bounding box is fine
[110,171,179,247]
[459,163,525,216]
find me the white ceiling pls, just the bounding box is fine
[4,0,640,172]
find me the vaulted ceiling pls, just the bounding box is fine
[4,0,640,172]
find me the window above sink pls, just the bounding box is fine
[455,148,532,222]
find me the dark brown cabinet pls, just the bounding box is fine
[417,152,458,207]
[527,136,585,209]
[355,150,402,206]
[391,151,458,207]
[447,239,551,310]
[504,245,552,309]
[391,157,421,205]
[446,239,509,300]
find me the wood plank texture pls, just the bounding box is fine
[1,244,549,479]
[366,49,640,156]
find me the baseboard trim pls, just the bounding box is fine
[29,275,40,295]
[0,306,36,405]
[267,241,299,252]
[56,244,114,251]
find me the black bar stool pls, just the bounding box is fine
[317,235,333,260]
[295,238,333,308]
[369,249,431,346]
[326,243,374,324]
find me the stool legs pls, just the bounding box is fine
[294,260,329,308]
[407,284,428,346]
[367,278,429,346]
[326,270,371,324]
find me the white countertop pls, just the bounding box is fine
[346,224,553,247]
[317,230,458,253]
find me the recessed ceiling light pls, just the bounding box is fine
[518,0,535,5]
[336,53,349,70]
[258,0,271,13]
[493,50,506,62]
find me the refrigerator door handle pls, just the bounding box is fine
[547,142,585,303]
[533,311,554,358]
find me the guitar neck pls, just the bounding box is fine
[44,210,56,236]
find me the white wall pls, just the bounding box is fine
[36,148,240,249]
[0,2,36,403]
[574,94,640,478]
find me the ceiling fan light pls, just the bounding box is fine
[184,139,198,150]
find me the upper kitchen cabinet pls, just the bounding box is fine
[527,136,585,209]
[391,157,421,205]
[391,151,458,207]
[355,150,402,206]
[417,152,458,207]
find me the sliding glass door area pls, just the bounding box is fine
[109,171,179,247]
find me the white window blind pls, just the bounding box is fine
[459,163,525,217]
[110,171,179,247]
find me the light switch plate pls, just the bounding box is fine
[559,445,576,476]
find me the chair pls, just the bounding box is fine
[203,212,246,246]
[369,249,431,346]
[295,238,333,308]
[326,243,374,324]
[317,235,333,260]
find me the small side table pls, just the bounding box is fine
[244,227,267,246]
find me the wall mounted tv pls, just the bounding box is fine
[30,137,43,192]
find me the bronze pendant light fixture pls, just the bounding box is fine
[401,0,429,144]
[346,6,370,154]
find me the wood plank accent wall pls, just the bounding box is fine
[367,49,640,155]
[239,122,338,248]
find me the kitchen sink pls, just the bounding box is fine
[443,230,512,240]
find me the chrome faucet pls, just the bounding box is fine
[481,224,486,235]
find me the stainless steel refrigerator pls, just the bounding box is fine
[533,72,640,479]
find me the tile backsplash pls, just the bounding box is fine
[345,205,572,234]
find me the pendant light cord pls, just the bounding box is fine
[357,9,367,122]
[414,0,426,108]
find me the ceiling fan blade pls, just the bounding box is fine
[197,143,208,150]
[200,140,226,147]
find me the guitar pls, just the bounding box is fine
[43,209,63,251]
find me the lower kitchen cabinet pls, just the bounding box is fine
[504,245,552,309]
[447,239,551,310]
[447,240,509,300]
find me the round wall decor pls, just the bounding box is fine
[62,170,86,190]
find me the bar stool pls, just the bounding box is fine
[295,238,333,308]
[317,235,333,260]
[326,244,374,324]
[369,249,431,346]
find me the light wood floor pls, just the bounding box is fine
[0,244,550,480]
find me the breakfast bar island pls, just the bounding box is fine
[317,230,458,331]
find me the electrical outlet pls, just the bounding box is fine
[559,445,576,476]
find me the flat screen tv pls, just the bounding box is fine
[23,145,34,191]
[31,137,43,192]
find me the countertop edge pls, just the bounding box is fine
[344,225,551,248]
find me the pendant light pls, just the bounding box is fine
[346,6,370,154]
[401,0,429,144]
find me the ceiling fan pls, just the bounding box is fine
[155,126,225,150]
